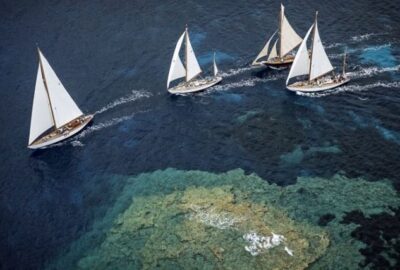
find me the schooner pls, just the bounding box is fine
[252,4,302,69]
[28,48,93,149]
[286,12,350,92]
[167,26,222,94]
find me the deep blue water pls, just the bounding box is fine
[0,0,399,269]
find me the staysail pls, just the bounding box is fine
[213,52,218,76]
[39,51,83,128]
[167,32,186,88]
[185,30,202,81]
[29,64,55,144]
[286,24,314,85]
[252,30,277,64]
[280,4,302,58]
[309,20,333,81]
[268,39,279,60]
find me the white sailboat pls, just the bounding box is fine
[252,4,302,69]
[167,26,222,94]
[28,48,93,149]
[286,12,350,92]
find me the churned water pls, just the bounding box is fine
[0,0,399,269]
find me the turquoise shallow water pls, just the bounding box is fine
[0,0,399,269]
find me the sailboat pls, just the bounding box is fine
[167,26,222,94]
[28,48,93,149]
[286,12,350,92]
[252,4,302,69]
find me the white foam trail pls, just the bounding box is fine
[296,81,400,98]
[325,42,344,49]
[351,33,379,42]
[94,90,151,115]
[71,140,84,147]
[74,113,142,140]
[348,65,399,79]
[362,43,391,51]
[207,75,285,92]
[219,66,257,78]
[46,110,149,148]
[325,32,384,49]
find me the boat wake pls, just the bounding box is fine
[47,110,149,148]
[325,32,385,49]
[329,43,392,59]
[207,74,285,93]
[71,140,85,147]
[219,66,257,78]
[348,65,399,79]
[94,90,151,115]
[296,81,400,98]
[351,33,381,42]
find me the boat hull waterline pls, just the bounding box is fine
[168,77,222,94]
[287,77,350,93]
[28,114,94,149]
[253,54,297,70]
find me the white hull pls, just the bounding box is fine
[168,76,222,94]
[287,77,350,93]
[28,115,93,149]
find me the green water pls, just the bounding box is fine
[48,169,400,270]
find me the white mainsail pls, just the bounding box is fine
[268,39,279,60]
[38,51,83,128]
[280,4,302,58]
[252,30,277,64]
[29,64,54,144]
[213,52,218,76]
[167,32,186,88]
[185,30,202,81]
[309,21,333,81]
[286,24,314,85]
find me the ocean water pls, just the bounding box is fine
[0,0,399,269]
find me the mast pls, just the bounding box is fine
[185,25,189,82]
[308,11,318,82]
[37,47,57,128]
[279,4,283,59]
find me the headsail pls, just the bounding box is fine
[38,51,83,128]
[185,29,202,81]
[213,52,218,76]
[167,32,186,88]
[29,64,55,144]
[252,30,277,65]
[280,4,302,58]
[309,19,333,81]
[268,39,279,60]
[286,24,314,85]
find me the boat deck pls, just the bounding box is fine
[168,76,222,94]
[287,76,350,92]
[253,54,295,68]
[30,115,93,147]
[266,54,295,65]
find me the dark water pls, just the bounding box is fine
[0,0,399,269]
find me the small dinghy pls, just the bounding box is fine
[28,48,93,149]
[167,26,222,94]
[252,4,302,69]
[286,12,350,93]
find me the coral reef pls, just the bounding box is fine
[76,186,328,270]
[48,169,400,270]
